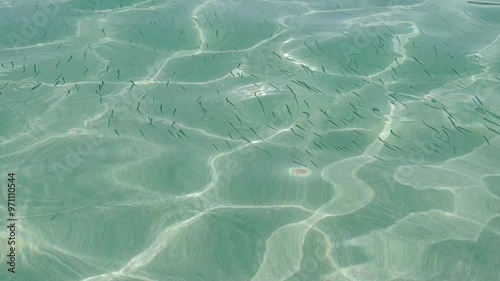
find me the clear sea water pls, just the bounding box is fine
[1,0,500,280]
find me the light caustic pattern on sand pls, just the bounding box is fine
[0,0,500,280]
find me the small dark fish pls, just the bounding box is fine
[353,111,365,120]
[320,109,330,119]
[31,83,42,91]
[372,155,387,163]
[332,146,342,152]
[384,143,398,153]
[304,41,319,56]
[305,149,314,157]
[168,130,176,138]
[286,104,293,118]
[303,100,310,109]
[328,120,340,128]
[114,129,120,137]
[292,160,307,168]
[249,127,259,137]
[212,144,219,152]
[130,80,137,91]
[315,40,327,54]
[452,68,461,77]
[178,129,188,139]
[474,96,484,108]
[255,145,272,156]
[241,136,252,144]
[413,56,424,65]
[290,128,304,139]
[228,122,242,135]
[268,83,281,92]
[393,145,405,153]
[483,117,500,127]
[236,115,243,125]
[422,120,441,135]
[313,142,323,150]
[467,1,500,6]
[484,135,490,146]
[378,137,390,146]
[255,93,266,114]
[267,125,277,131]
[483,124,500,135]
[272,111,277,123]
[295,124,306,131]
[390,130,400,138]
[226,97,235,108]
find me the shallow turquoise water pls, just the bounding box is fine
[0,0,500,280]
